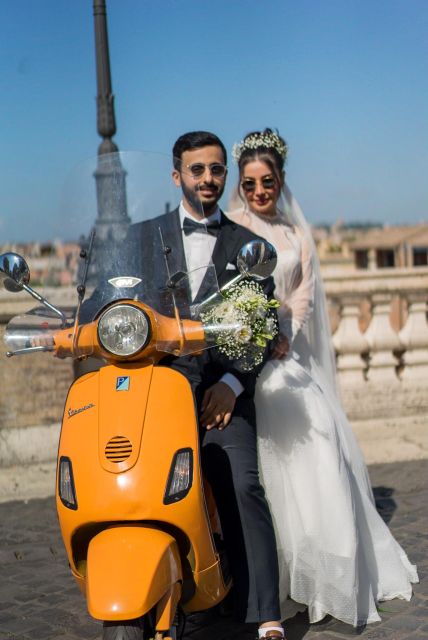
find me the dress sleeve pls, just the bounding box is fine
[277,227,315,344]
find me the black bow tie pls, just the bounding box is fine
[182,217,221,237]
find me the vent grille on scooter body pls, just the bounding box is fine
[105,436,133,463]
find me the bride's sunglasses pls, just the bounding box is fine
[241,176,277,192]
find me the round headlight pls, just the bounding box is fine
[98,304,150,356]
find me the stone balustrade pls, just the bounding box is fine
[323,266,428,421]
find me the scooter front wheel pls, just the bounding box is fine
[102,618,144,640]
[102,618,180,640]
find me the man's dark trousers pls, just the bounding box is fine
[201,394,281,623]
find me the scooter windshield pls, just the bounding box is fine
[70,151,222,357]
[3,151,220,358]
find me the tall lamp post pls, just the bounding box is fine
[92,0,129,245]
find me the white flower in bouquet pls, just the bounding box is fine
[235,326,252,344]
[265,316,277,335]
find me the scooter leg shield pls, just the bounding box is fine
[87,526,182,621]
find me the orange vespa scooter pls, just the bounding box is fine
[1,152,277,640]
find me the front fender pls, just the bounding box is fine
[87,526,182,621]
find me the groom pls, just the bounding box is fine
[149,131,283,637]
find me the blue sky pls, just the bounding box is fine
[0,0,427,241]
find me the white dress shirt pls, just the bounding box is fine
[179,202,244,398]
[179,203,219,299]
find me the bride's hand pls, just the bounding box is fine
[271,334,290,360]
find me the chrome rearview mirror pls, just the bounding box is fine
[0,253,31,292]
[236,240,277,281]
[0,252,67,326]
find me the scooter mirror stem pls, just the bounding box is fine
[21,283,67,327]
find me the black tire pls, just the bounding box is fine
[102,618,145,640]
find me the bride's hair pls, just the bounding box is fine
[234,128,288,179]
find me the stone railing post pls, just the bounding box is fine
[364,292,402,382]
[332,294,369,383]
[399,292,428,380]
[368,248,377,270]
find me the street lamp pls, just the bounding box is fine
[92,0,130,246]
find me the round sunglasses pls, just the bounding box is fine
[240,176,277,192]
[186,162,227,179]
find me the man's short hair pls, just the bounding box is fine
[172,131,227,170]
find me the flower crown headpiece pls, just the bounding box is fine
[232,132,288,164]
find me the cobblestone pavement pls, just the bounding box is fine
[0,460,426,640]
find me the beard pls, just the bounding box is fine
[181,179,224,217]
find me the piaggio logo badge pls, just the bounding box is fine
[116,376,130,391]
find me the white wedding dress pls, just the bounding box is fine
[227,200,418,627]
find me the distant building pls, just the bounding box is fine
[349,223,428,270]
[0,240,80,286]
[313,222,362,274]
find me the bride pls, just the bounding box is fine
[227,128,418,627]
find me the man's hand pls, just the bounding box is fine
[31,334,68,358]
[31,335,54,348]
[271,333,290,360]
[200,381,236,431]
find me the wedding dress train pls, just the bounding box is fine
[227,202,418,626]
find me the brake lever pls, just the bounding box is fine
[6,346,55,358]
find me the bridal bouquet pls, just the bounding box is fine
[201,280,280,371]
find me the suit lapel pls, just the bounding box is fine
[212,212,242,282]
[194,212,239,302]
